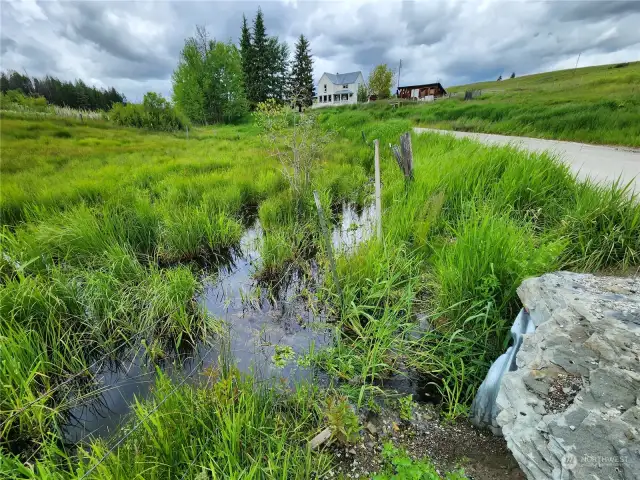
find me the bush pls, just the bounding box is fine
[0,89,50,112]
[109,92,189,131]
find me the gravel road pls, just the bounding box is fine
[414,128,640,192]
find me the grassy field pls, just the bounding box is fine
[350,61,640,146]
[1,102,639,478]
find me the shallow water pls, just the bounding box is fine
[63,204,375,444]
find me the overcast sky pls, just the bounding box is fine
[1,0,639,101]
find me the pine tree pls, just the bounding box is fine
[251,8,269,103]
[266,38,290,101]
[290,34,314,108]
[239,15,253,101]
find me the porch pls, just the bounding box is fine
[315,90,354,106]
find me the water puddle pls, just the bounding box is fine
[63,203,375,445]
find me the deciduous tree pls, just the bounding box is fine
[357,82,368,103]
[173,28,248,124]
[368,64,394,99]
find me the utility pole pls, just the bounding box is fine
[397,59,402,94]
[574,52,581,75]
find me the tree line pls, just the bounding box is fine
[0,70,125,111]
[172,8,315,125]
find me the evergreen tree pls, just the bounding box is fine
[251,8,269,103]
[266,37,290,101]
[290,34,314,108]
[239,14,253,98]
[0,70,124,110]
[510,72,516,79]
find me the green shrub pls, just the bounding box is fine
[109,92,189,131]
[0,90,50,112]
[374,442,467,479]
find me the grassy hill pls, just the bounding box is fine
[354,62,640,146]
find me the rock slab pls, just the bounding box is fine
[496,272,640,479]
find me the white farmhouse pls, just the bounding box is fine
[314,71,365,108]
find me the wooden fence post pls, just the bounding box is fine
[313,191,343,302]
[374,139,382,241]
[400,132,414,181]
[391,132,414,182]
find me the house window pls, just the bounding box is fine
[343,84,349,89]
[324,84,327,92]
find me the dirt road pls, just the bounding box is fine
[414,128,640,192]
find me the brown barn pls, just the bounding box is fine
[397,82,447,100]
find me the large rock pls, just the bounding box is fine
[496,272,640,479]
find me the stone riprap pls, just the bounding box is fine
[496,272,640,479]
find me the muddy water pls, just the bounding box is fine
[63,204,375,445]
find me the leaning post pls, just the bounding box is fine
[400,132,414,181]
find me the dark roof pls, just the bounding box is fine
[398,82,447,93]
[322,72,362,85]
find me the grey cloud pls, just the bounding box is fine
[400,0,457,46]
[556,1,640,22]
[0,0,638,101]
[1,36,17,55]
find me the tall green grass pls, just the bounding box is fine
[316,109,639,414]
[0,113,369,461]
[2,369,332,479]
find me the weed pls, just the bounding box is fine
[399,394,413,422]
[374,442,467,479]
[272,345,296,368]
[325,395,361,445]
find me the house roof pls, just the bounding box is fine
[321,72,362,85]
[333,89,353,94]
[398,82,447,94]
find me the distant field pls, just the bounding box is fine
[354,62,640,147]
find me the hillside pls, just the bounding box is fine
[448,61,639,102]
[355,62,640,147]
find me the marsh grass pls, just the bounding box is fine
[0,113,369,463]
[314,110,639,415]
[3,369,333,479]
[3,85,639,475]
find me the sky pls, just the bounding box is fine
[1,0,639,102]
